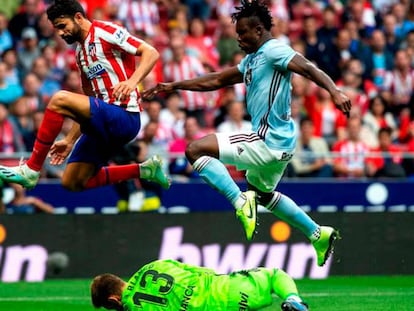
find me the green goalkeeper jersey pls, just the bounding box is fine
[121,259,273,311]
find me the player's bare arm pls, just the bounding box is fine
[143,66,243,99]
[112,42,159,101]
[288,53,352,116]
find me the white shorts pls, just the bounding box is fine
[216,132,294,193]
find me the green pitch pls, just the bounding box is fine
[1,276,414,311]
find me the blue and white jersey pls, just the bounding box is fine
[237,39,297,151]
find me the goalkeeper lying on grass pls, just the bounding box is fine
[91,259,308,311]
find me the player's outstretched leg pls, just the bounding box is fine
[312,226,340,266]
[235,190,258,241]
[0,160,40,190]
[281,299,309,311]
[141,155,171,189]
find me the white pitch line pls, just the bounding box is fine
[1,292,412,302]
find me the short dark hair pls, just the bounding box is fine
[231,0,273,31]
[46,0,86,22]
[91,274,124,308]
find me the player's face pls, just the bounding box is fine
[235,17,261,54]
[52,17,82,44]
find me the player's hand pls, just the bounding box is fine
[112,80,136,101]
[48,139,74,166]
[332,90,352,118]
[142,83,174,100]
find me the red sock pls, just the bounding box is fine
[27,108,64,171]
[84,164,140,189]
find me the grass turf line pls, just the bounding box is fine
[1,276,414,311]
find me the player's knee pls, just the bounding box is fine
[185,141,199,163]
[48,90,70,110]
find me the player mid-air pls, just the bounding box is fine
[0,0,170,191]
[144,0,351,265]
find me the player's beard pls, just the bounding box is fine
[62,24,82,44]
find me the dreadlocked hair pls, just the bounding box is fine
[231,0,273,31]
[46,0,86,22]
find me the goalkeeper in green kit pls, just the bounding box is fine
[91,259,308,311]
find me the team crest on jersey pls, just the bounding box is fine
[245,68,252,86]
[88,43,97,58]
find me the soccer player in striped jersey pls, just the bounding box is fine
[0,0,170,191]
[144,0,351,266]
[91,259,309,311]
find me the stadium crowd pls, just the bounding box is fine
[1,0,414,185]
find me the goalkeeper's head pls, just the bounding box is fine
[91,273,126,310]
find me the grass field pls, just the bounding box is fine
[1,276,414,311]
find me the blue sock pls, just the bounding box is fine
[266,192,318,238]
[193,156,241,207]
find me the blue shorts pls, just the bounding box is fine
[68,97,140,168]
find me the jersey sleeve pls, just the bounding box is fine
[265,41,296,71]
[97,21,144,55]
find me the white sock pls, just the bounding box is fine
[234,193,247,210]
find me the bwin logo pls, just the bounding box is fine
[0,224,48,282]
[159,224,331,279]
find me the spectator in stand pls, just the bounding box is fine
[316,5,339,49]
[365,127,405,178]
[288,0,323,42]
[363,95,398,146]
[183,0,211,20]
[341,19,372,77]
[116,0,162,38]
[336,69,371,115]
[8,99,35,150]
[17,27,41,80]
[31,56,62,104]
[332,115,370,178]
[168,116,204,179]
[391,2,414,42]
[41,44,67,84]
[343,58,378,99]
[381,49,414,118]
[0,103,26,155]
[400,30,414,68]
[62,69,82,94]
[304,87,348,147]
[185,17,219,69]
[382,12,400,55]
[0,61,23,106]
[270,15,290,46]
[19,72,45,112]
[317,28,356,82]
[290,117,333,178]
[6,183,54,214]
[37,12,55,47]
[159,91,186,139]
[0,12,13,55]
[162,35,207,126]
[217,100,251,133]
[341,0,376,39]
[1,48,20,86]
[366,29,395,89]
[301,15,323,65]
[216,16,241,67]
[139,98,174,164]
[7,0,42,41]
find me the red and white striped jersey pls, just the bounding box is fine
[332,140,370,170]
[117,0,159,37]
[163,55,207,111]
[76,20,144,112]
